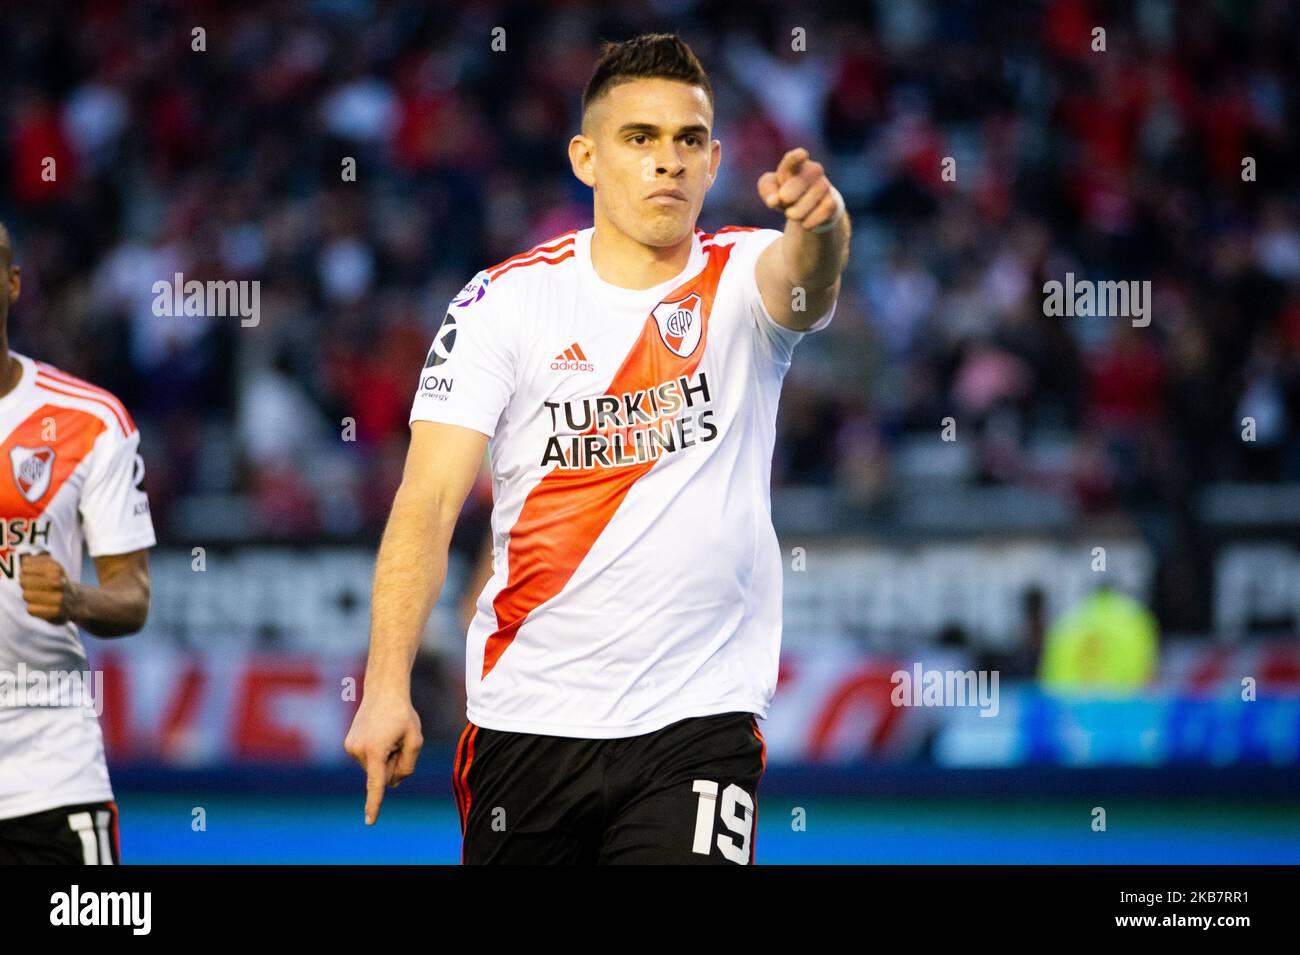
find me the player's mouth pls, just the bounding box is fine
[646,188,688,204]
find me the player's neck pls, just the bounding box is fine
[589,216,693,291]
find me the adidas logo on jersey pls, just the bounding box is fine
[551,342,594,372]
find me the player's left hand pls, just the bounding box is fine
[757,148,844,233]
[20,552,81,625]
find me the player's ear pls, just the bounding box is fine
[706,139,721,190]
[568,135,597,189]
[8,266,20,305]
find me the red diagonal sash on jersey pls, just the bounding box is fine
[0,406,105,567]
[0,405,104,517]
[482,243,734,679]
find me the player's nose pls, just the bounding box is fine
[654,149,686,176]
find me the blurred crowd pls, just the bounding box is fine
[2,0,1299,548]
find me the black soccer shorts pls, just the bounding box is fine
[453,710,768,864]
[0,800,121,864]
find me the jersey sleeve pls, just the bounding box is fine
[409,271,516,439]
[78,425,157,558]
[736,228,836,365]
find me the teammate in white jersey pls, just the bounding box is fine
[346,33,850,863]
[0,221,156,864]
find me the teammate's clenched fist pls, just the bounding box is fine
[20,552,80,625]
[757,147,845,234]
[344,692,424,825]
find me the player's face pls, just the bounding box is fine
[578,78,720,248]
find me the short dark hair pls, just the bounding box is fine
[0,220,11,271]
[581,33,713,127]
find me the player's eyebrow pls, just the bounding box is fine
[616,122,709,138]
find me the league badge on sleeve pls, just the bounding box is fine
[451,271,490,308]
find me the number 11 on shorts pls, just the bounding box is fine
[691,779,754,863]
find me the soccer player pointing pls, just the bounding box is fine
[346,33,850,864]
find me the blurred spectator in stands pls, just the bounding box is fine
[973,586,1046,681]
[1039,584,1159,694]
[0,0,1295,563]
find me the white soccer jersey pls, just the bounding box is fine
[410,225,834,738]
[0,352,156,820]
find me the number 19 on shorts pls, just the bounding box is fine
[691,780,754,863]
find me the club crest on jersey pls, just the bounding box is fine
[450,271,490,308]
[652,292,703,358]
[10,445,56,504]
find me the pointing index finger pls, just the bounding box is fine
[776,148,809,182]
[364,751,389,825]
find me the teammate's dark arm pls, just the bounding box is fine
[19,550,150,636]
[345,419,488,824]
[755,147,852,332]
[459,531,495,635]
